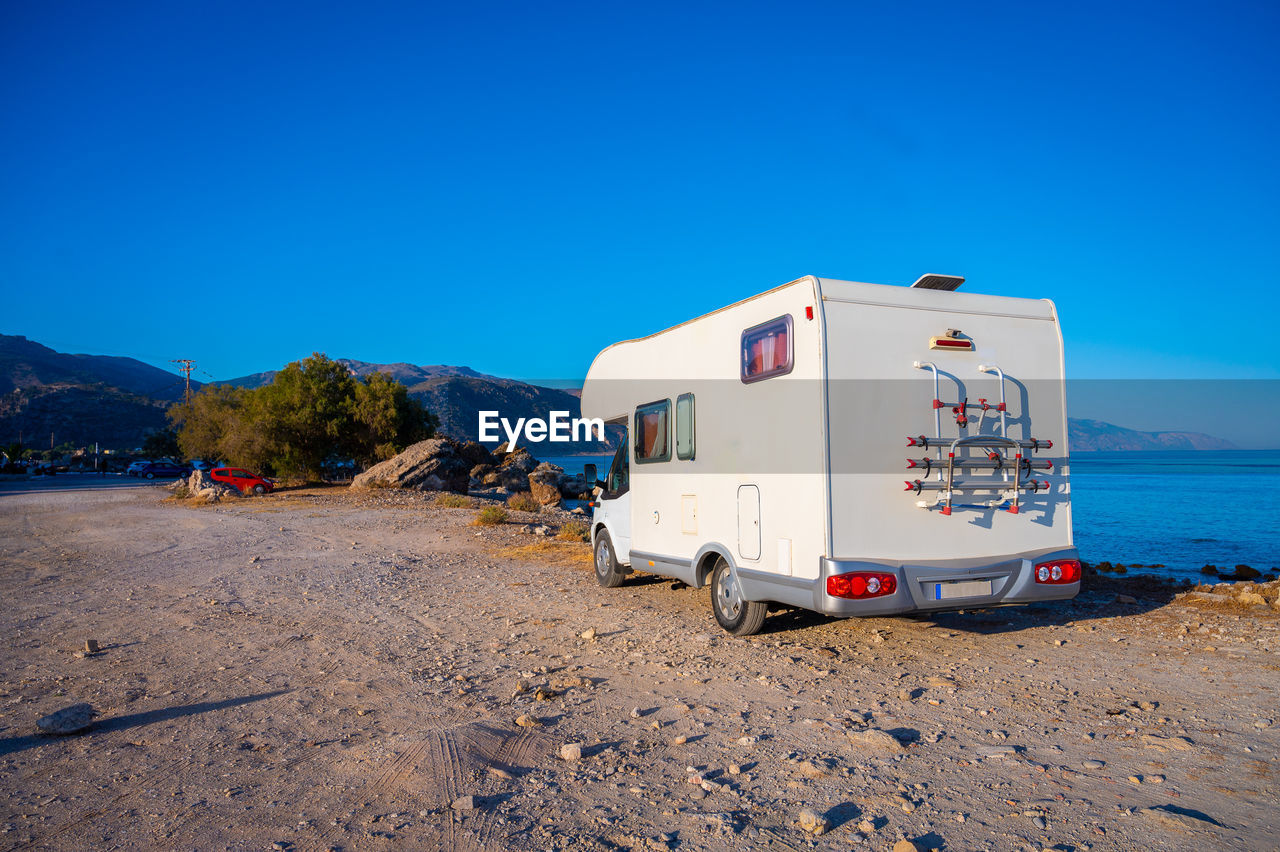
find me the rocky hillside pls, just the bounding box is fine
[0,334,197,401]
[407,375,615,455]
[1068,418,1237,451]
[0,335,194,448]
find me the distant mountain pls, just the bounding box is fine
[0,334,196,401]
[221,359,491,389]
[0,335,194,448]
[406,375,615,455]
[1067,418,1237,451]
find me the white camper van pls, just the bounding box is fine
[580,274,1079,635]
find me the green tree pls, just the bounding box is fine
[170,354,436,481]
[142,428,181,459]
[349,371,436,465]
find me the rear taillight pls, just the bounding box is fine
[1034,559,1080,584]
[827,572,897,600]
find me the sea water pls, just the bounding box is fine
[540,450,1280,581]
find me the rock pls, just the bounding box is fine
[1116,594,1137,604]
[469,463,495,482]
[458,441,495,466]
[1082,759,1105,769]
[351,438,470,493]
[728,764,741,775]
[672,735,687,745]
[1228,564,1261,580]
[857,818,875,833]
[1237,591,1268,606]
[451,795,477,810]
[1033,815,1047,829]
[893,840,921,852]
[515,714,540,728]
[559,742,583,761]
[186,470,238,502]
[797,808,828,835]
[580,627,597,640]
[83,639,100,654]
[1137,805,1218,831]
[570,506,587,515]
[557,473,589,498]
[37,703,97,735]
[847,728,905,753]
[529,463,564,507]
[1141,734,1193,751]
[496,448,539,492]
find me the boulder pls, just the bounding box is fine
[37,703,97,735]
[351,438,470,494]
[496,447,539,492]
[459,441,495,466]
[187,470,238,503]
[470,463,495,482]
[529,463,565,507]
[557,472,589,498]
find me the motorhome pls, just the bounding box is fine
[579,274,1079,635]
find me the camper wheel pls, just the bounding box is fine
[593,530,626,588]
[710,557,767,636]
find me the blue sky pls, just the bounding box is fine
[3,0,1278,393]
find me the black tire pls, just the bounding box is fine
[710,557,767,636]
[593,529,626,588]
[145,472,155,480]
[253,484,266,495]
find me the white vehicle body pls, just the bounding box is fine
[580,274,1078,633]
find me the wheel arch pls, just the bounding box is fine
[692,543,737,590]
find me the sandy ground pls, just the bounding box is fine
[0,483,1277,852]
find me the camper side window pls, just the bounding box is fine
[634,399,671,464]
[741,315,793,383]
[676,393,695,460]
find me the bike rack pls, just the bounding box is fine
[906,362,1054,515]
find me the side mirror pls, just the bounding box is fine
[583,464,597,483]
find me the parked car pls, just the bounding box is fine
[190,459,221,471]
[125,461,151,477]
[210,467,275,495]
[137,461,191,480]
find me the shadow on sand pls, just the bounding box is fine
[0,690,290,757]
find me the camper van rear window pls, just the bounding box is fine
[741,315,793,383]
[634,399,671,463]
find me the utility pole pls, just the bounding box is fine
[170,359,196,404]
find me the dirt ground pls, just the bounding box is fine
[1,484,1277,852]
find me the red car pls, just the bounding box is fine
[210,467,275,495]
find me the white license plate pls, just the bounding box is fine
[934,579,992,600]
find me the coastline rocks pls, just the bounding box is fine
[496,448,538,492]
[351,438,469,494]
[458,441,495,467]
[529,463,565,507]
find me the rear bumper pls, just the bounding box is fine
[814,546,1079,616]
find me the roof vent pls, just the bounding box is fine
[910,274,965,291]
